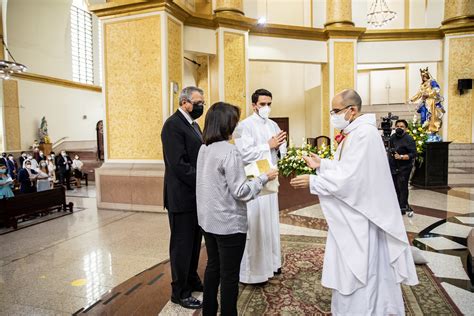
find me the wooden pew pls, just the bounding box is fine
[0,186,74,229]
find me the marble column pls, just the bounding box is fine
[441,1,474,143]
[214,0,244,15]
[322,0,359,139]
[325,0,354,27]
[209,28,249,119]
[443,0,474,25]
[0,16,22,152]
[90,6,183,212]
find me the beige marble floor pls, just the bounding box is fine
[0,191,171,315]
[1,176,473,315]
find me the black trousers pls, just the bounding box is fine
[168,211,202,300]
[392,167,412,213]
[58,170,71,189]
[202,231,246,316]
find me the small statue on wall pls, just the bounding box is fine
[38,116,51,144]
[409,67,445,142]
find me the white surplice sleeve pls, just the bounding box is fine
[234,122,271,164]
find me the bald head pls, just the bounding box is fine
[333,89,362,112]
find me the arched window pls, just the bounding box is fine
[71,0,94,84]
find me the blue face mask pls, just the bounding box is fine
[0,169,6,174]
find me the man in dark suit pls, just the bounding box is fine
[56,151,73,190]
[18,151,27,168]
[161,86,205,310]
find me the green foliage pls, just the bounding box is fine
[407,117,428,164]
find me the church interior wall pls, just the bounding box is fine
[249,35,327,63]
[357,40,443,64]
[243,0,442,29]
[249,61,322,143]
[356,62,439,106]
[17,80,103,150]
[4,0,103,150]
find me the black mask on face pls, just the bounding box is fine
[190,102,204,120]
[395,128,405,137]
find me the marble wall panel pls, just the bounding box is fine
[3,80,22,150]
[168,17,183,113]
[447,37,474,143]
[223,31,247,117]
[104,15,163,160]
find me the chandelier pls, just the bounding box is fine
[0,39,27,80]
[367,0,397,28]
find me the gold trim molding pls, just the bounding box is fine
[88,0,469,43]
[441,15,474,26]
[359,28,443,42]
[12,72,102,92]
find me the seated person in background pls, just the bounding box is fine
[388,119,417,217]
[36,161,51,192]
[0,164,14,199]
[197,102,278,316]
[72,155,84,188]
[18,160,38,193]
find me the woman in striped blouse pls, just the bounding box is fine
[196,102,278,316]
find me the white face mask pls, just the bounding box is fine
[331,111,351,130]
[61,152,66,157]
[258,106,271,120]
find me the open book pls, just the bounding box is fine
[244,158,279,196]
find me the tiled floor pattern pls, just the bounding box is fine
[0,166,473,315]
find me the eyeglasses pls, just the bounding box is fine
[187,99,205,107]
[330,105,353,115]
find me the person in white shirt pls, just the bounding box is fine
[234,88,287,284]
[290,89,418,315]
[72,155,84,188]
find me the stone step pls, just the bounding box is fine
[449,161,474,168]
[449,149,474,156]
[449,143,474,150]
[449,155,474,163]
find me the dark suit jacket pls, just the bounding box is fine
[56,155,73,174]
[161,110,203,213]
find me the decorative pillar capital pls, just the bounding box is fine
[214,0,244,16]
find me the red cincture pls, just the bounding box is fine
[335,133,346,145]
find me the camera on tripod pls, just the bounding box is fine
[380,112,399,150]
[380,112,399,138]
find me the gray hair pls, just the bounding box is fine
[179,86,204,106]
[340,89,362,111]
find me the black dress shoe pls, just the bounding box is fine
[274,268,282,275]
[171,296,202,309]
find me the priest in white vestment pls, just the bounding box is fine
[291,89,418,315]
[234,88,287,284]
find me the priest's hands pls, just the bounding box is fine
[268,131,287,149]
[266,169,279,181]
[303,153,321,169]
[290,175,310,189]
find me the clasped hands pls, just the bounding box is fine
[290,153,321,189]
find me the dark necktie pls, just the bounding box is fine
[192,122,203,141]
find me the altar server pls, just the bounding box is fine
[234,88,287,284]
[291,89,418,315]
